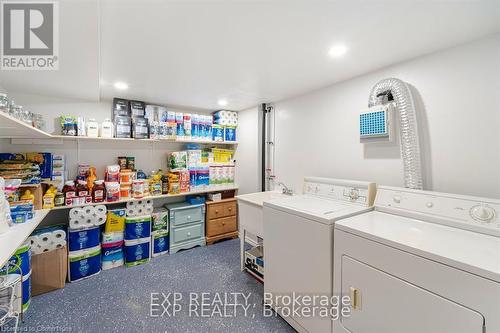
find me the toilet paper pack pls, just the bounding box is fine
[151,230,169,257]
[124,238,150,267]
[124,215,152,240]
[69,205,107,230]
[68,226,100,252]
[126,199,154,217]
[68,246,101,282]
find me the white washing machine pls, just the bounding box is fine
[333,186,500,333]
[263,177,376,333]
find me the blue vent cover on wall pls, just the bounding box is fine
[360,108,389,138]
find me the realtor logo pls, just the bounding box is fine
[1,1,59,70]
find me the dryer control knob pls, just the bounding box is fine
[470,205,496,223]
[426,202,434,208]
[393,195,401,204]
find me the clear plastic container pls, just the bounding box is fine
[0,93,9,113]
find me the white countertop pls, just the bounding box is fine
[0,209,50,267]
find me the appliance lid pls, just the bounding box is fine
[264,194,373,224]
[336,211,500,283]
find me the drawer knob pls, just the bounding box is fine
[215,210,219,213]
[187,216,191,220]
[187,232,191,236]
[222,222,226,225]
[228,207,232,211]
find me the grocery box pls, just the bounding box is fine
[31,246,67,296]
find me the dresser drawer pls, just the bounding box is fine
[223,201,237,216]
[170,206,204,226]
[172,223,204,244]
[207,201,237,219]
[206,216,237,237]
[207,203,225,220]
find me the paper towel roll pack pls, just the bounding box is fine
[22,271,32,311]
[68,226,100,251]
[69,205,107,230]
[1,242,33,312]
[125,215,152,240]
[29,226,67,255]
[126,199,154,217]
[151,208,169,231]
[105,208,126,233]
[151,230,169,257]
[68,246,101,282]
[124,238,150,267]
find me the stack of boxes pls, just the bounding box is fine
[51,154,65,190]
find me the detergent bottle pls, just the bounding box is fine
[21,189,35,204]
[42,186,56,209]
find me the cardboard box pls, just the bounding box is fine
[31,246,68,296]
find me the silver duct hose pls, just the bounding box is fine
[368,78,423,190]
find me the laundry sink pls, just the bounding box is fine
[236,191,292,271]
[236,191,292,208]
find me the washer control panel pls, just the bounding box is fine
[303,178,376,206]
[376,186,500,236]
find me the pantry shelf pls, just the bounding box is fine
[0,111,53,139]
[0,209,50,267]
[49,185,239,211]
[1,112,238,145]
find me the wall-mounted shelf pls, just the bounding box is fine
[0,112,238,145]
[0,111,53,139]
[0,209,50,267]
[50,185,239,211]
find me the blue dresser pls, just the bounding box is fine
[166,202,206,254]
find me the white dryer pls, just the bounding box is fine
[263,177,376,333]
[333,186,500,333]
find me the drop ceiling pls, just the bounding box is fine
[1,0,499,110]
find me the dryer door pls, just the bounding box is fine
[340,256,485,333]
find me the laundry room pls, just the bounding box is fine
[0,1,499,333]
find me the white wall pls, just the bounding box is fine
[234,106,261,194]
[272,34,500,198]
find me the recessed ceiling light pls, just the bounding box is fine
[217,99,228,107]
[328,44,348,58]
[114,81,129,90]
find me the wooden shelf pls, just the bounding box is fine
[0,112,238,145]
[50,185,239,211]
[0,209,50,267]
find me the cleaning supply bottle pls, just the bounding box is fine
[42,186,56,209]
[21,189,35,204]
[101,118,114,138]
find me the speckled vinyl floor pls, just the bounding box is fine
[20,239,295,333]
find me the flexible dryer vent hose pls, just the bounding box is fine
[368,78,423,190]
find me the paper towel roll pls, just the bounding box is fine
[93,215,106,226]
[94,205,107,216]
[82,206,96,217]
[69,207,81,219]
[52,229,66,241]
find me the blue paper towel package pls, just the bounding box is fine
[68,246,101,282]
[22,271,32,311]
[69,226,100,251]
[125,216,151,240]
[124,238,150,267]
[151,230,169,257]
